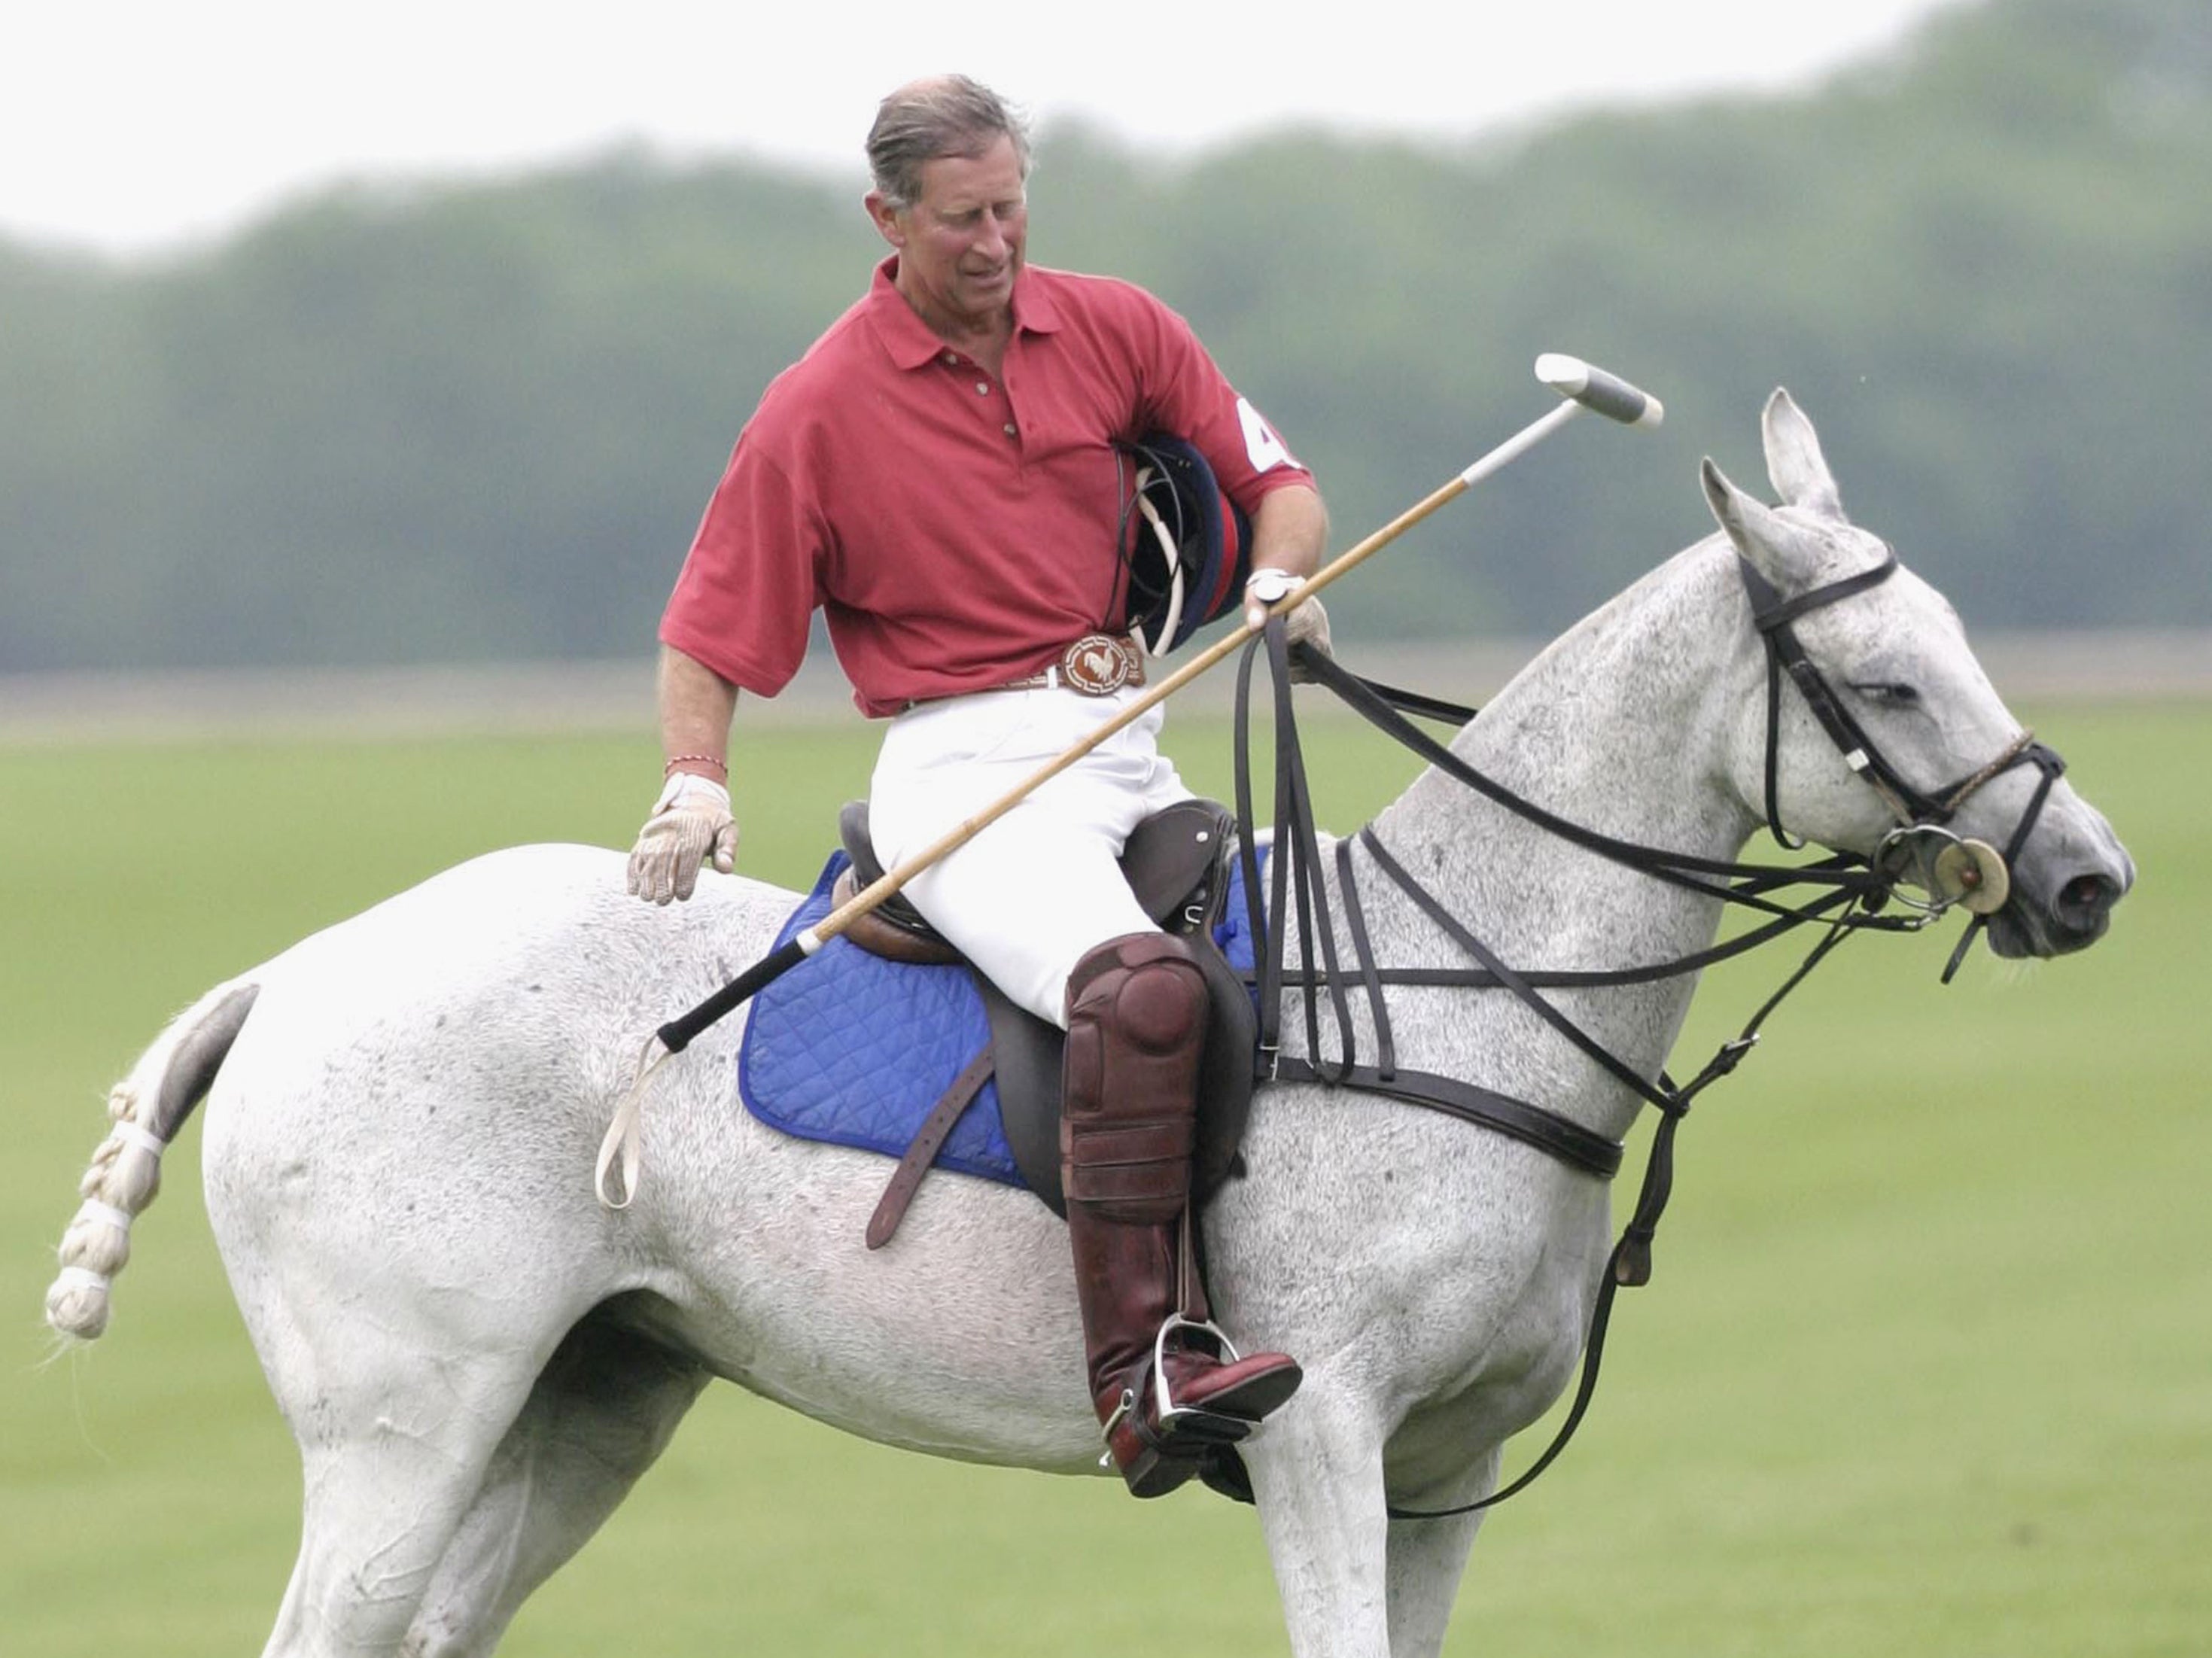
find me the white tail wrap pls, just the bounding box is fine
[113,1121,167,1158]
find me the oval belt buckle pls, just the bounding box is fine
[1061,633,1134,695]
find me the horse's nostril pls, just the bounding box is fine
[2058,872,2118,925]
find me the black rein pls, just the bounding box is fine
[1225,584,2046,1521]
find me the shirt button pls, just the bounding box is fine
[1003,423,1018,437]
[942,351,958,365]
[975,382,990,396]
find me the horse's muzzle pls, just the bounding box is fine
[1988,848,2134,959]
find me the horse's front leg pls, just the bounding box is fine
[1243,1380,1394,1658]
[1380,1446,1500,1658]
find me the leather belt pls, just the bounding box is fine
[906,633,1147,710]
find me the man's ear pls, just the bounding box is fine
[864,191,907,250]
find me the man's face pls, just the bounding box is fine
[869,133,1028,335]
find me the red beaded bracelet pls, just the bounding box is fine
[662,754,729,777]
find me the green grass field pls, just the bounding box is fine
[2,698,2205,1656]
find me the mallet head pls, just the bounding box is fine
[1536,353,1666,429]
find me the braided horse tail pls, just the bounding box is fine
[44,980,260,1341]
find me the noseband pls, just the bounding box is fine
[1734,546,2067,972]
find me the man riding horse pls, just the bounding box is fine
[625,75,1331,1497]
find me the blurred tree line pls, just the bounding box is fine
[2,0,2205,674]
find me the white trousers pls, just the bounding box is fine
[868,685,1194,1027]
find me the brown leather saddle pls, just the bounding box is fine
[831,798,1259,1246]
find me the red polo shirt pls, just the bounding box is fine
[660,258,1315,716]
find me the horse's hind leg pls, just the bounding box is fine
[254,1342,546,1658]
[400,1306,710,1658]
[211,1151,581,1654]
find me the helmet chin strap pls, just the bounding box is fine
[1131,473,1185,658]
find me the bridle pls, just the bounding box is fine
[1226,545,2071,1519]
[1734,544,2067,978]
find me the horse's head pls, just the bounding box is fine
[1700,389,2132,960]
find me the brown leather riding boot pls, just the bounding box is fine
[1061,932,1302,1498]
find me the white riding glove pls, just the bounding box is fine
[628,772,738,904]
[1243,568,1333,679]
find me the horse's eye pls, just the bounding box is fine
[1850,680,1920,707]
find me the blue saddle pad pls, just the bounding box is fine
[738,853,1021,1185]
[735,847,1272,1185]
[1214,845,1266,983]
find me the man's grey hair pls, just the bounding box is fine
[866,76,1032,211]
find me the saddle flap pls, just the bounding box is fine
[986,940,1257,1220]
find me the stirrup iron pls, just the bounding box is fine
[1149,1313,1240,1425]
[1097,1315,1252,1466]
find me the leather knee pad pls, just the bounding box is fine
[1060,933,1209,1225]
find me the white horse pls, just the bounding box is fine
[47,392,2131,1658]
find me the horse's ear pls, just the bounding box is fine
[1760,388,1844,519]
[1701,456,1799,592]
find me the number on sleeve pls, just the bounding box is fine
[1237,397,1297,473]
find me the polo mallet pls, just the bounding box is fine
[595,353,1666,1205]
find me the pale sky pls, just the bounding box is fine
[7,0,1975,255]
